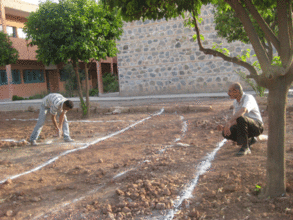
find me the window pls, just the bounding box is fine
[59,69,71,81]
[18,28,27,39]
[0,70,8,85]
[12,70,21,84]
[0,25,3,32]
[6,26,17,37]
[23,70,45,84]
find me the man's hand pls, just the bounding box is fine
[223,123,231,136]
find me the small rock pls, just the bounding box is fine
[103,204,112,214]
[28,106,35,112]
[188,209,200,218]
[116,189,125,196]
[107,212,115,220]
[155,203,166,210]
[98,158,103,163]
[162,188,171,196]
[114,163,119,169]
[98,168,105,175]
[5,179,13,185]
[30,197,40,202]
[6,210,13,217]
[122,207,131,213]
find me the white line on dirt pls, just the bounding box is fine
[0,109,164,184]
[5,118,129,123]
[163,139,227,220]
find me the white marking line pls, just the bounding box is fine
[159,116,188,153]
[0,109,164,184]
[33,185,105,220]
[164,139,227,220]
[5,118,128,123]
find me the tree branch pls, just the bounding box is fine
[243,0,280,53]
[277,0,292,68]
[192,13,258,80]
[226,0,272,77]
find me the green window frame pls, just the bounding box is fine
[12,70,21,84]
[23,70,45,84]
[0,70,8,85]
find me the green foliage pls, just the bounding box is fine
[12,91,49,101]
[212,43,230,56]
[24,0,123,65]
[0,32,19,66]
[102,72,119,93]
[236,48,251,62]
[237,71,265,97]
[62,63,86,97]
[12,95,25,101]
[214,2,277,44]
[89,88,99,96]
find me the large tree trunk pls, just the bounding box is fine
[264,76,289,197]
[84,63,90,118]
[72,61,86,115]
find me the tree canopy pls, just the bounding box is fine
[24,0,123,65]
[0,31,19,67]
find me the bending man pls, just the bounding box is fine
[220,82,264,156]
[30,93,74,146]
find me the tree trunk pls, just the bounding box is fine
[264,76,289,197]
[84,63,90,118]
[72,61,86,115]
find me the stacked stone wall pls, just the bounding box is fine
[117,5,255,96]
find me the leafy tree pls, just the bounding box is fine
[24,0,123,117]
[103,0,293,197]
[0,31,19,67]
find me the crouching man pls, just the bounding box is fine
[30,93,75,146]
[219,82,264,156]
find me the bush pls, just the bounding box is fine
[89,87,99,96]
[63,63,86,97]
[12,95,24,101]
[102,72,119,93]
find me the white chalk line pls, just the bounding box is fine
[159,116,188,154]
[5,118,131,123]
[35,111,186,219]
[164,139,227,220]
[0,109,164,185]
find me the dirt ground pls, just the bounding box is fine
[0,97,293,220]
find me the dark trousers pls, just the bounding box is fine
[222,116,263,148]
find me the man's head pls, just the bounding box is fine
[63,100,74,111]
[228,82,243,100]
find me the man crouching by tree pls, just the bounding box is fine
[30,93,74,146]
[218,82,264,156]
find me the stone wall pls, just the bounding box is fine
[117,4,255,96]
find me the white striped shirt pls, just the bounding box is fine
[42,93,67,115]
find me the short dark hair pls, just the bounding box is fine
[64,100,74,109]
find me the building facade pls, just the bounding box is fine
[0,0,117,101]
[117,5,254,96]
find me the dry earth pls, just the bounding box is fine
[0,97,293,220]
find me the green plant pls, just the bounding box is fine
[12,95,24,101]
[254,184,262,194]
[102,72,119,93]
[237,71,266,97]
[89,87,99,96]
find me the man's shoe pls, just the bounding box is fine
[30,140,38,146]
[236,147,251,156]
[64,137,74,142]
[249,137,257,148]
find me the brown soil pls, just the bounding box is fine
[0,98,293,220]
